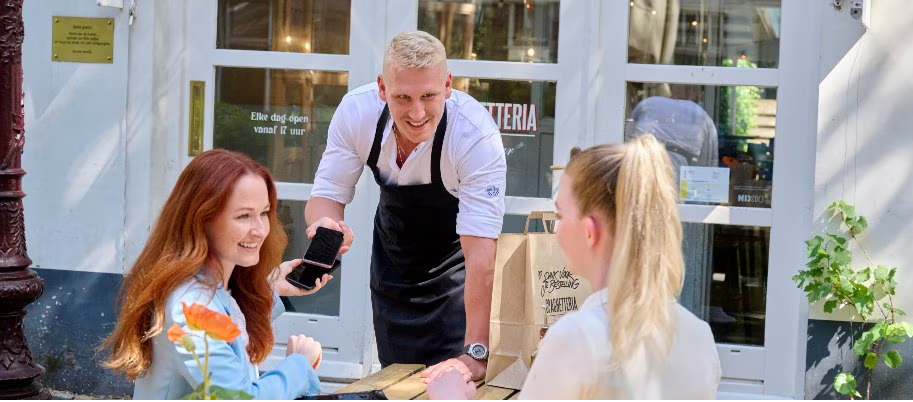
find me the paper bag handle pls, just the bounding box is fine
[524,211,558,234]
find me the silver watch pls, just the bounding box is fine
[463,343,489,361]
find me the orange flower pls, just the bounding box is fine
[182,302,241,342]
[167,323,187,342]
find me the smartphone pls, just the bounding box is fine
[286,227,344,290]
[286,258,341,290]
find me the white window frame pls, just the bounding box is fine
[598,1,820,398]
[182,0,386,380]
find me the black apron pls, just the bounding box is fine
[366,105,466,366]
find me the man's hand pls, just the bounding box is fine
[421,354,486,384]
[426,367,476,400]
[306,217,354,254]
[271,259,333,297]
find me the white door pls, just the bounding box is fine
[183,0,385,380]
[599,0,817,397]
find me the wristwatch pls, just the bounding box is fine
[463,343,489,361]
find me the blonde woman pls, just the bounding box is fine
[428,134,721,399]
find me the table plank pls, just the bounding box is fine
[382,372,430,400]
[474,385,516,400]
[413,380,486,400]
[335,364,425,394]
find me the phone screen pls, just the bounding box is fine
[286,227,344,290]
[303,227,344,268]
[286,258,341,290]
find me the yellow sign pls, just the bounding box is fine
[51,17,114,63]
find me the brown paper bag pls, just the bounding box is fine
[485,211,593,390]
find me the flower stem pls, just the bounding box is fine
[203,335,211,399]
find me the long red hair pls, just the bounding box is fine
[102,149,287,380]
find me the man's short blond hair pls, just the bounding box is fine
[384,31,447,71]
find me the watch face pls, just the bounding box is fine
[471,344,486,358]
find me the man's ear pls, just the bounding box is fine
[377,74,387,102]
[444,71,452,99]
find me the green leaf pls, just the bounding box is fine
[833,249,853,266]
[875,265,890,281]
[851,216,868,235]
[899,321,913,337]
[864,352,878,369]
[209,385,255,400]
[823,300,838,313]
[827,234,848,247]
[806,236,824,257]
[855,268,872,283]
[886,350,903,368]
[834,372,860,398]
[181,391,203,400]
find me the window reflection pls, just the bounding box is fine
[278,200,341,317]
[418,0,560,63]
[456,77,556,198]
[682,223,768,346]
[626,82,775,208]
[214,67,348,183]
[628,0,781,68]
[217,0,351,54]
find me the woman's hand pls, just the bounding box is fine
[287,335,322,370]
[425,368,475,400]
[271,259,333,297]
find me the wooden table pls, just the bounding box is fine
[335,364,519,400]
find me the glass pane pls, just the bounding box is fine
[217,0,351,54]
[456,77,556,198]
[418,0,560,63]
[627,0,781,68]
[625,82,775,208]
[681,223,768,346]
[214,67,348,183]
[278,200,341,317]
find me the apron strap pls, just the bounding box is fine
[366,105,449,185]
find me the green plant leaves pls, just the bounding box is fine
[834,372,861,398]
[864,352,879,369]
[885,350,903,368]
[209,385,255,400]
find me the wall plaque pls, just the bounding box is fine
[51,16,114,63]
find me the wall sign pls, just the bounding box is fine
[51,17,114,64]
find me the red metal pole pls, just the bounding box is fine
[0,0,50,398]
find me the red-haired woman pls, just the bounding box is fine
[103,149,331,399]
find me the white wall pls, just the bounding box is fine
[22,1,131,275]
[813,0,913,320]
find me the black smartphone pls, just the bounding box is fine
[286,227,344,290]
[303,226,344,268]
[286,258,341,290]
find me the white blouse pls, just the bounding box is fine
[519,289,722,399]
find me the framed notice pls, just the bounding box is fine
[679,166,730,203]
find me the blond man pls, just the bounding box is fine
[306,31,505,382]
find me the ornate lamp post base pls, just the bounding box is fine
[0,0,50,398]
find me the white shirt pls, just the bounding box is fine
[519,288,722,400]
[311,83,507,239]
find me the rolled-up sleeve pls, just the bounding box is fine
[311,98,366,205]
[453,130,506,239]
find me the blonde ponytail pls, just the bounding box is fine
[564,134,684,367]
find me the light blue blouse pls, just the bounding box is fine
[133,276,321,399]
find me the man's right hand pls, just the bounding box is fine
[306,217,354,254]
